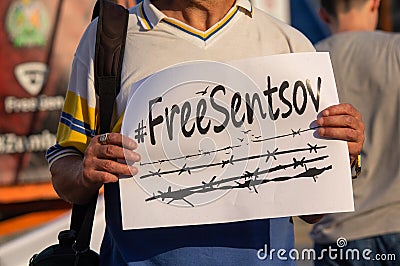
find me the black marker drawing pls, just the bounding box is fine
[234,165,332,192]
[134,120,147,144]
[142,155,328,190]
[265,148,279,163]
[149,169,162,177]
[243,167,261,180]
[221,155,234,168]
[178,163,192,175]
[235,179,260,193]
[145,165,333,206]
[291,129,301,137]
[135,121,333,207]
[202,176,218,189]
[297,165,332,182]
[147,186,195,207]
[308,143,319,153]
[195,86,209,96]
[140,144,241,166]
[139,144,328,179]
[253,126,320,143]
[139,126,319,166]
[293,157,306,169]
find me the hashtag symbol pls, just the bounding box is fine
[134,120,147,144]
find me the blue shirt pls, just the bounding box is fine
[99,183,296,265]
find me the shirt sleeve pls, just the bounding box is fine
[46,21,98,167]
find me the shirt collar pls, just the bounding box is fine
[137,0,253,31]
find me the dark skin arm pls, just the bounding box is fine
[51,133,140,204]
[299,103,365,224]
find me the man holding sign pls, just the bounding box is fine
[47,0,364,265]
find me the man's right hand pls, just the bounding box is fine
[50,133,140,204]
[82,133,140,188]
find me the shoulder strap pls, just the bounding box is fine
[70,0,129,254]
[95,0,129,133]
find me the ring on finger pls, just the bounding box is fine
[99,133,108,145]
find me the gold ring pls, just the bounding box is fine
[98,133,108,145]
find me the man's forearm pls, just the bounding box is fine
[50,155,101,204]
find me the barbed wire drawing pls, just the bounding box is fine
[138,126,331,207]
[252,126,321,143]
[139,143,327,179]
[145,164,333,206]
[139,144,241,166]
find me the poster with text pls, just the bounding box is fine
[0,0,94,185]
[120,52,354,230]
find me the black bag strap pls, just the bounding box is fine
[70,0,129,254]
[94,0,128,133]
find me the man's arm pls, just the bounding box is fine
[50,133,140,204]
[316,103,364,165]
[299,103,365,224]
[51,155,97,204]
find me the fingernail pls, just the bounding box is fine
[317,117,324,126]
[322,110,329,116]
[318,128,325,136]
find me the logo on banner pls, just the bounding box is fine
[5,0,50,47]
[14,62,48,96]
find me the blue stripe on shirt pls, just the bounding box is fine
[60,112,96,137]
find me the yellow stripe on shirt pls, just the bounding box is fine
[163,6,239,41]
[56,90,98,153]
[139,2,152,30]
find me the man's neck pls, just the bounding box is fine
[332,7,377,33]
[334,16,375,33]
[151,0,236,31]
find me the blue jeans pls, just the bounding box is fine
[313,232,400,265]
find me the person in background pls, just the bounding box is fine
[311,0,400,265]
[47,0,364,264]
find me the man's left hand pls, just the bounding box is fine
[316,103,364,165]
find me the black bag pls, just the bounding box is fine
[29,0,128,265]
[28,230,99,266]
[28,198,102,266]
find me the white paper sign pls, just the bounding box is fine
[120,52,354,230]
